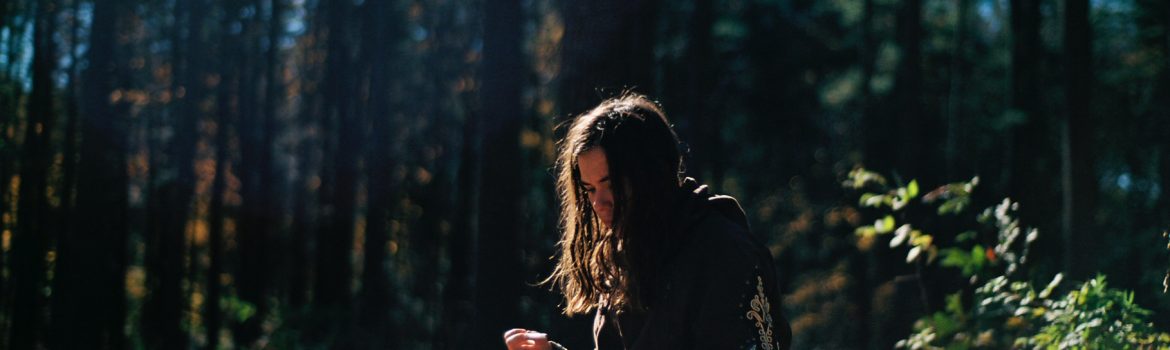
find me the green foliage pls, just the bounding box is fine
[900,275,1170,349]
[923,178,976,216]
[848,168,942,264]
[847,168,1170,349]
[848,168,1027,280]
[940,245,987,277]
[1032,276,1168,348]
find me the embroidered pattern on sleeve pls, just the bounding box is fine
[744,275,775,350]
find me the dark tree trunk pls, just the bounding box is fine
[1162,1,1170,230]
[856,0,876,347]
[0,74,12,345]
[313,0,359,320]
[203,1,235,348]
[262,0,283,303]
[946,0,970,179]
[440,89,480,350]
[413,146,452,345]
[474,0,525,346]
[1063,0,1096,279]
[287,0,329,310]
[51,0,130,347]
[559,0,660,114]
[860,0,876,140]
[894,0,924,180]
[205,102,229,350]
[0,6,20,333]
[357,0,397,347]
[670,0,720,185]
[1008,0,1050,229]
[10,0,57,346]
[310,0,340,316]
[142,0,201,347]
[288,148,313,311]
[294,7,337,341]
[57,0,83,293]
[862,0,894,175]
[231,0,280,344]
[413,3,468,345]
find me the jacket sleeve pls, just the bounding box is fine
[689,242,790,350]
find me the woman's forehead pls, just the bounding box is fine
[577,150,608,181]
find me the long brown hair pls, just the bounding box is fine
[544,93,683,315]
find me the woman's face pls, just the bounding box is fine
[578,148,613,228]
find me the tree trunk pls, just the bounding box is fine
[856,0,876,347]
[261,0,283,304]
[306,0,339,334]
[357,0,396,347]
[1008,0,1048,229]
[10,0,57,346]
[946,0,970,179]
[895,0,924,180]
[142,0,201,346]
[440,88,480,350]
[559,0,659,114]
[204,1,234,347]
[50,0,130,347]
[57,0,83,294]
[230,0,280,344]
[475,0,525,345]
[287,96,316,307]
[1063,0,1095,279]
[670,0,720,185]
[862,0,894,175]
[287,0,329,310]
[205,98,229,350]
[1162,1,1170,230]
[313,0,359,318]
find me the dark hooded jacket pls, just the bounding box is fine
[590,178,792,350]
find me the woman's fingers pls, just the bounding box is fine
[503,329,551,350]
[504,330,532,349]
[504,328,528,340]
[524,332,550,350]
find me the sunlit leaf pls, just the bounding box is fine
[906,246,922,263]
[890,224,911,248]
[1040,273,1063,299]
[860,193,884,207]
[891,191,909,211]
[910,231,931,248]
[875,215,896,234]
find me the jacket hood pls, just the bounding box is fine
[673,177,751,233]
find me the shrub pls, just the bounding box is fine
[844,168,1170,349]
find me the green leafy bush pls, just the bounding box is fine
[845,168,1170,349]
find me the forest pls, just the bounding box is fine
[1,0,1169,348]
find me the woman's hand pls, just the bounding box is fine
[503,328,552,350]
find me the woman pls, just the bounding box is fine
[505,94,791,350]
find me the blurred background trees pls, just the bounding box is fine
[0,0,1167,348]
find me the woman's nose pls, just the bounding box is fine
[595,191,611,206]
